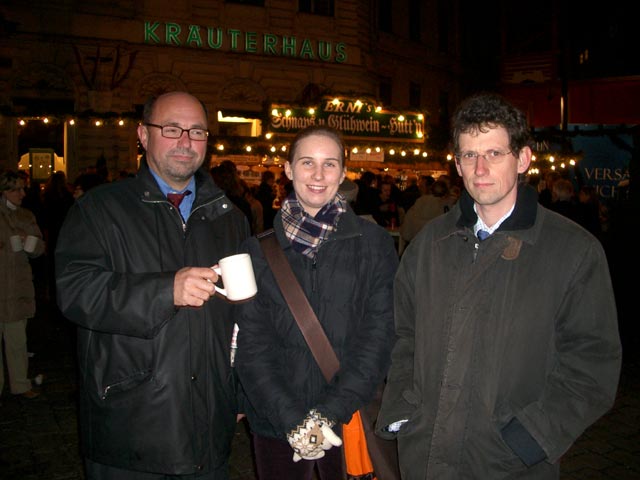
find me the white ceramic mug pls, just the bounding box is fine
[24,235,38,253]
[10,235,23,252]
[212,253,257,302]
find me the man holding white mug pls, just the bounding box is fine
[0,169,45,400]
[56,91,251,480]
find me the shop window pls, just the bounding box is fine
[299,0,334,16]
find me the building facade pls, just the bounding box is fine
[0,0,465,184]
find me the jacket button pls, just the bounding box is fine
[222,203,229,209]
[195,464,203,470]
[191,374,197,381]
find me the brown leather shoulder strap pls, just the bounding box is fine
[258,229,340,382]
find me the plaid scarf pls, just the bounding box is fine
[281,191,347,258]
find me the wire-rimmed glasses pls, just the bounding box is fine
[455,149,513,166]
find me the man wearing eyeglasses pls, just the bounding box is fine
[377,93,622,479]
[56,91,250,479]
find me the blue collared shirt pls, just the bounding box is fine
[149,169,196,221]
[473,203,515,238]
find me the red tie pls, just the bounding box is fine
[167,190,191,209]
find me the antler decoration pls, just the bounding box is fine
[72,44,137,91]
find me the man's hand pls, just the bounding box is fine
[173,267,218,307]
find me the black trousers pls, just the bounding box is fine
[252,432,344,480]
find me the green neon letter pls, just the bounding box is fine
[335,43,347,63]
[263,34,277,55]
[166,23,181,46]
[317,41,331,61]
[228,29,241,50]
[186,25,202,47]
[207,27,223,49]
[144,22,160,43]
[245,32,257,53]
[299,39,314,59]
[282,36,296,57]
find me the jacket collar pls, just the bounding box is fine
[457,183,538,233]
[135,158,224,207]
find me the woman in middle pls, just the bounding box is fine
[235,125,398,480]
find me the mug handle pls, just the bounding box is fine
[211,266,228,298]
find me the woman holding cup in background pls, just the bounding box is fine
[0,169,45,400]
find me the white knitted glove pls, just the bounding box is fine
[287,410,342,462]
[310,409,342,452]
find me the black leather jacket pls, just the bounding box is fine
[56,161,250,474]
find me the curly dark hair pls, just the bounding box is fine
[451,93,532,156]
[0,169,21,192]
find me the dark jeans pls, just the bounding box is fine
[84,458,229,480]
[253,433,344,480]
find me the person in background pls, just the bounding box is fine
[18,170,45,231]
[399,176,420,212]
[0,169,45,400]
[337,175,359,209]
[576,185,603,238]
[72,171,104,200]
[42,171,74,302]
[255,170,277,230]
[210,162,252,228]
[399,175,433,212]
[241,178,264,235]
[354,170,381,219]
[538,170,561,208]
[55,91,250,480]
[375,180,401,228]
[399,179,453,244]
[377,93,622,479]
[235,125,398,480]
[549,177,580,223]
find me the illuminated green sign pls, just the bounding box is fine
[269,98,425,142]
[143,22,347,63]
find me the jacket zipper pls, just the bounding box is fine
[311,257,317,292]
[143,193,226,234]
[101,370,150,399]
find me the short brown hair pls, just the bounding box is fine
[0,169,21,192]
[288,125,346,167]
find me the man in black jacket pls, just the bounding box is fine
[56,91,250,479]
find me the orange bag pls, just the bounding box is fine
[343,410,375,478]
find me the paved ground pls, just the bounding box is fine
[1,290,638,479]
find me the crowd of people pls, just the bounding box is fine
[0,90,625,480]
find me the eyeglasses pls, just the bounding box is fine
[145,123,209,141]
[455,149,513,166]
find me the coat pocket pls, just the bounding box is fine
[101,369,153,401]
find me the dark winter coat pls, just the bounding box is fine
[235,207,398,439]
[55,161,250,475]
[377,184,621,479]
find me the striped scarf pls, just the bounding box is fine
[281,192,347,258]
